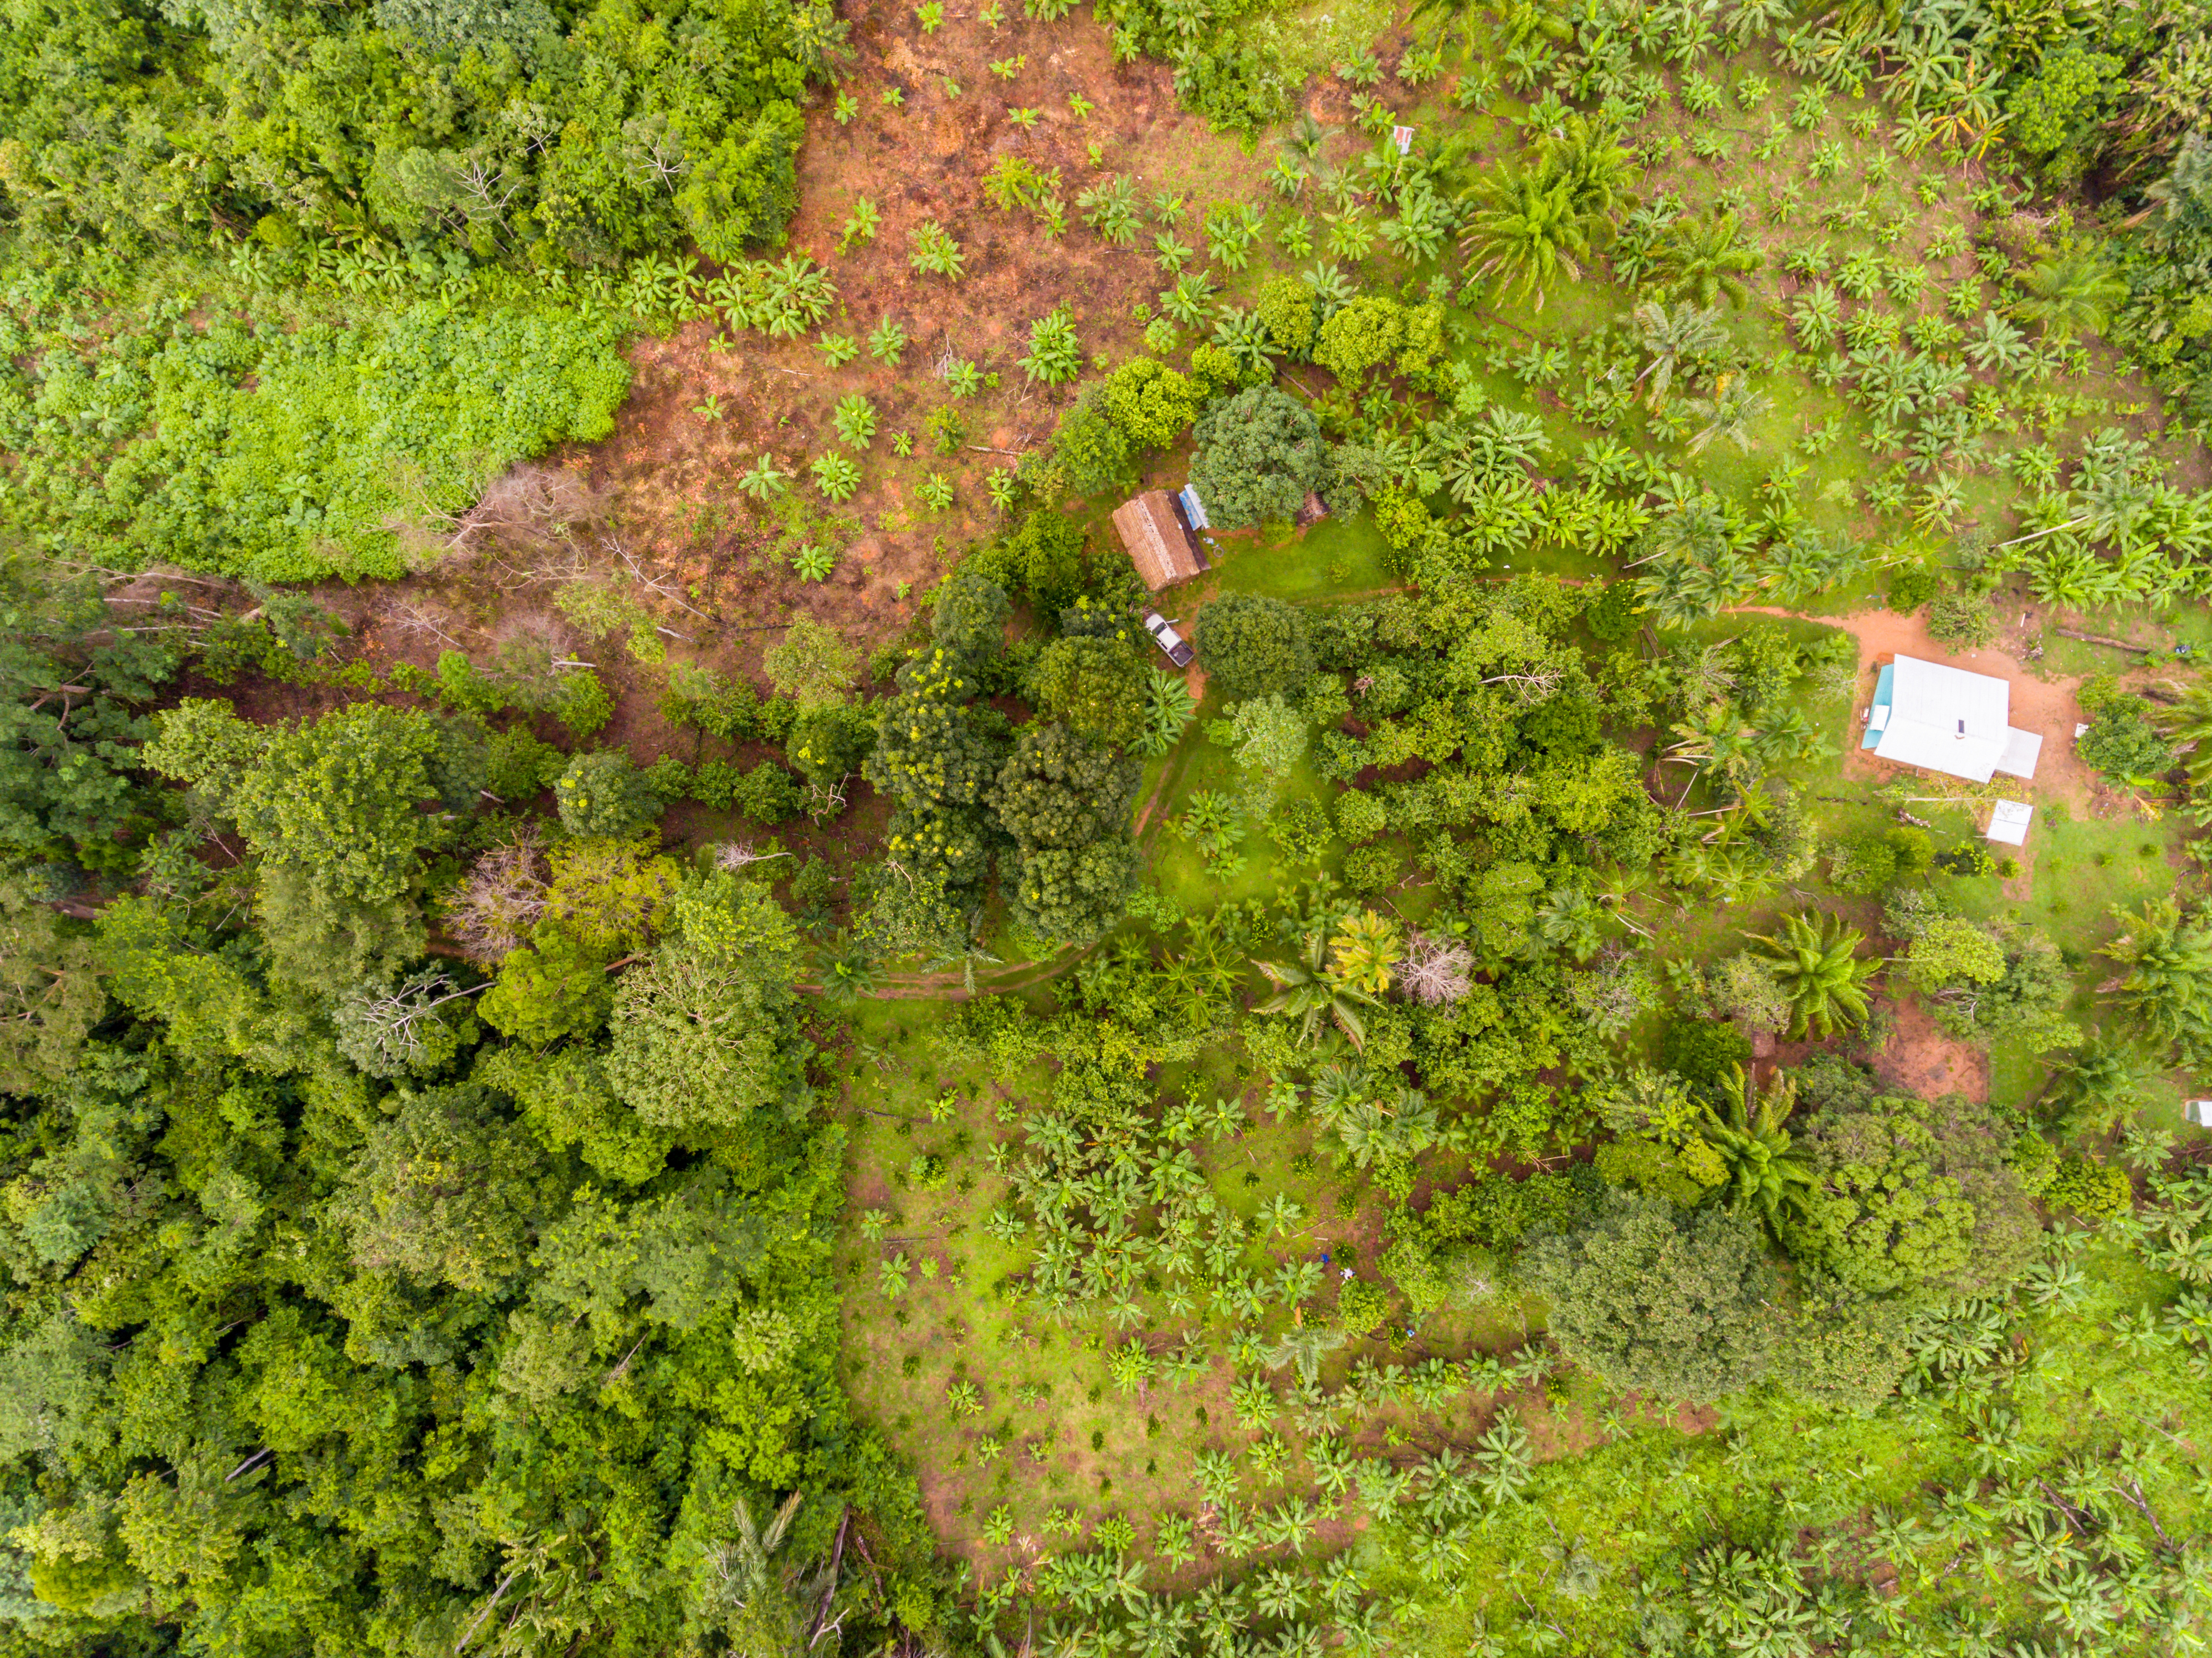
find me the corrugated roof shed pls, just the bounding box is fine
[1114,490,1202,591]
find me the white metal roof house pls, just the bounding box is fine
[1861,655,2044,785]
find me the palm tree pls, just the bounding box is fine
[1328,909,1403,995]
[1253,930,1379,1052]
[1635,559,1724,632]
[1591,862,1655,938]
[1264,1326,1348,1386]
[1533,886,1606,961]
[1668,638,1740,708]
[738,453,790,499]
[1458,164,1609,310]
[1667,704,1764,797]
[1748,910,1880,1037]
[2013,252,2128,342]
[1827,0,1904,37]
[1701,1065,1815,1233]
[1675,839,1776,906]
[816,939,882,1009]
[1965,309,2032,373]
[1539,112,1637,220]
[2162,679,2212,789]
[697,1492,840,1655]
[1447,0,1575,46]
[2044,1035,2159,1137]
[2100,897,2212,1062]
[1726,0,1793,43]
[1334,1086,1440,1168]
[1658,210,1761,308]
[1682,372,1774,456]
[1631,300,1729,407]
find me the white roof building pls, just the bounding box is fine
[1863,656,2043,784]
[1986,799,2034,846]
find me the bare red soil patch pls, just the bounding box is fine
[1870,995,1990,1104]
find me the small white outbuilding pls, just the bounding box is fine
[1985,799,2034,846]
[1862,655,2044,785]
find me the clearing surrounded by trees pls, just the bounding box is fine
[2,2,2212,1656]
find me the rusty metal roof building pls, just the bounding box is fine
[1113,490,1206,591]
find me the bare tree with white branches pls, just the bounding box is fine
[1397,931,1474,1005]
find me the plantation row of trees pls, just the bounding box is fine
[919,566,2132,1414]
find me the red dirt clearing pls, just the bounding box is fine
[1870,995,1991,1104]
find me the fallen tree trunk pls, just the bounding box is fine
[2051,626,2153,654]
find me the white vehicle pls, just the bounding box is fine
[1143,611,1195,668]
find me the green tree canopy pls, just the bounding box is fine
[1102,357,1205,448]
[148,699,448,908]
[1028,636,1148,749]
[764,615,862,709]
[1193,593,1316,702]
[0,0,827,263]
[555,749,659,838]
[1522,1193,1777,1404]
[987,724,1140,944]
[932,566,1013,672]
[1189,387,1331,528]
[145,698,463,992]
[1786,1091,2040,1299]
[864,651,1010,811]
[603,873,806,1132]
[1314,295,1407,381]
[331,1085,553,1293]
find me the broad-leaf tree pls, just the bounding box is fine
[1521,1194,1778,1404]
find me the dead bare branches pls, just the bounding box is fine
[1398,931,1475,1006]
[443,835,548,966]
[390,464,602,572]
[387,600,463,648]
[1478,668,1566,707]
[606,536,709,620]
[715,842,791,873]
